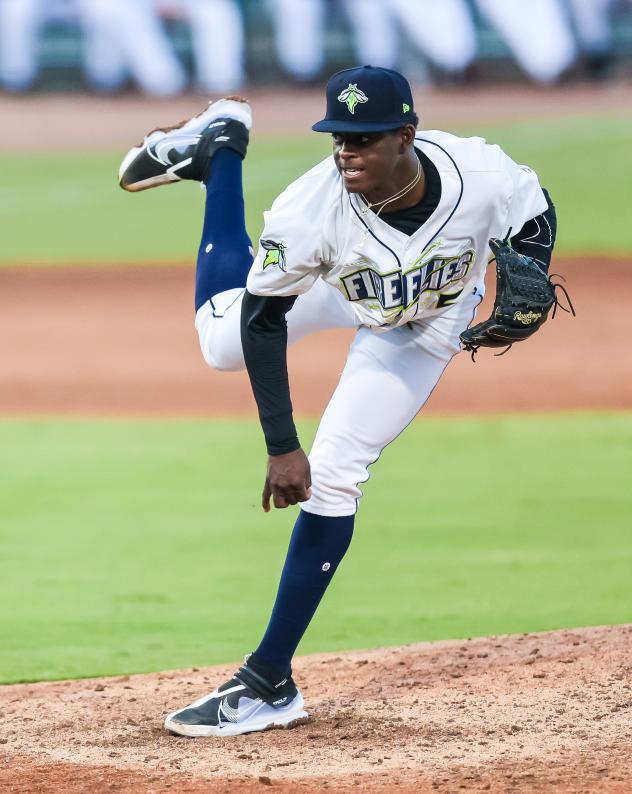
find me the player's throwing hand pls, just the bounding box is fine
[263,448,312,512]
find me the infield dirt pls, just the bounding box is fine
[1,625,630,793]
[1,255,630,415]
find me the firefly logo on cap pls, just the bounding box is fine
[337,83,368,115]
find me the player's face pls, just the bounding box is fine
[331,128,411,196]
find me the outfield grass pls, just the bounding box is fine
[1,413,630,684]
[1,112,631,266]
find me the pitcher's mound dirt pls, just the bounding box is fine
[1,625,630,793]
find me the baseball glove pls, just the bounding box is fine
[460,238,574,359]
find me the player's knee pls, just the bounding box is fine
[198,338,244,372]
[207,353,243,372]
[199,342,222,370]
[195,299,246,372]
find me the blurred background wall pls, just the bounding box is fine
[1,0,632,96]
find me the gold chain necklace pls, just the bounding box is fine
[359,156,422,219]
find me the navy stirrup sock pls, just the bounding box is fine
[195,148,253,311]
[250,510,355,682]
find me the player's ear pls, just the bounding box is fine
[398,125,416,150]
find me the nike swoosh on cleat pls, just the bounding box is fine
[150,134,201,166]
[167,157,193,176]
[218,696,263,725]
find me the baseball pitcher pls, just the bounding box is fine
[119,66,562,737]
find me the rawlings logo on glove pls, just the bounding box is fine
[460,238,575,359]
[513,310,542,325]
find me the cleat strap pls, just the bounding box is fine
[234,663,286,702]
[192,120,250,181]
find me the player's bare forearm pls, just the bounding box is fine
[263,448,312,512]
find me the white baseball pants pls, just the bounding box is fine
[196,280,479,516]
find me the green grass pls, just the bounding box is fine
[1,413,630,684]
[1,112,631,265]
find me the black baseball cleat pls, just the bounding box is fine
[118,96,251,192]
[164,656,308,738]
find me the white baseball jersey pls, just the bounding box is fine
[246,130,548,329]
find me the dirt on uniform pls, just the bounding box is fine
[1,626,631,793]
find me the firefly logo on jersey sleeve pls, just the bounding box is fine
[340,250,474,313]
[337,84,368,115]
[261,240,288,272]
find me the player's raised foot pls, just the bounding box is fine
[118,96,252,192]
[164,657,308,738]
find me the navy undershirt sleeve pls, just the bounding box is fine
[511,188,557,272]
[240,289,299,456]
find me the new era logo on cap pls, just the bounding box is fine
[313,65,417,133]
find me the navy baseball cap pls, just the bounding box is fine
[312,65,417,133]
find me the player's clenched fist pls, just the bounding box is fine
[263,448,312,512]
